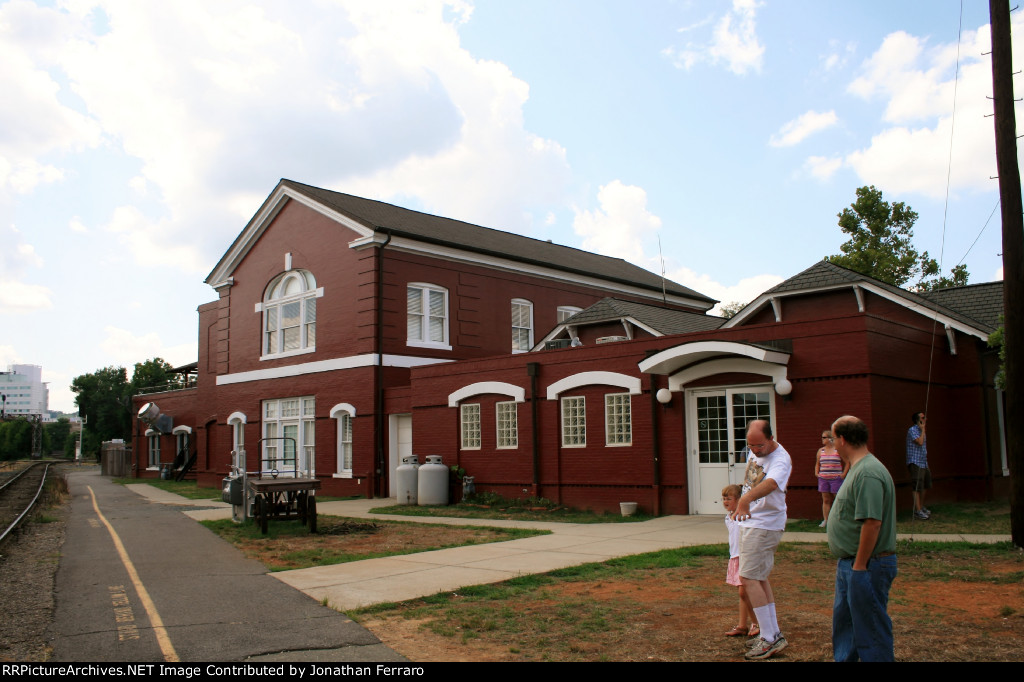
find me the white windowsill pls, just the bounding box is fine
[333,472,353,479]
[407,339,452,351]
[260,346,316,362]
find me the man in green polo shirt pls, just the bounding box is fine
[827,415,897,662]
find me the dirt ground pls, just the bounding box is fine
[353,544,1024,662]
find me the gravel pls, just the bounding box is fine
[0,465,70,662]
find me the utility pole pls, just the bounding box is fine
[990,0,1024,547]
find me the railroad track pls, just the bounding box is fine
[0,462,50,546]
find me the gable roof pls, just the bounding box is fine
[563,297,726,335]
[206,179,716,309]
[724,259,1003,338]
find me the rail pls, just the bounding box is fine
[0,462,50,546]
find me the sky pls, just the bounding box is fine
[0,0,1016,413]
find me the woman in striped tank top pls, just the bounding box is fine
[814,430,849,528]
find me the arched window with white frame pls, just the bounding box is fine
[331,403,356,477]
[259,269,322,359]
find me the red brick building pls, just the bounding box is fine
[133,180,1007,517]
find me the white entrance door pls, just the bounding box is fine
[388,414,413,498]
[687,386,774,515]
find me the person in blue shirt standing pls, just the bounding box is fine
[906,412,930,520]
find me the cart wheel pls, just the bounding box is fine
[257,495,269,535]
[307,495,317,534]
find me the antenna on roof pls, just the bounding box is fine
[658,235,667,306]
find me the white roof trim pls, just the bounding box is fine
[448,382,526,407]
[668,357,789,392]
[215,353,453,385]
[330,403,357,418]
[639,340,790,376]
[546,371,642,400]
[724,280,990,341]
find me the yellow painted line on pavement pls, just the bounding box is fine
[88,485,180,662]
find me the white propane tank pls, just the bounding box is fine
[396,455,420,505]
[418,456,448,506]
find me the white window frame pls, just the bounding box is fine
[259,270,322,361]
[605,393,632,446]
[461,403,481,450]
[511,299,533,353]
[261,396,315,476]
[146,431,160,469]
[407,283,451,350]
[228,412,247,472]
[557,306,583,323]
[496,401,518,449]
[561,396,586,447]
[331,403,356,478]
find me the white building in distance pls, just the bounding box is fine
[0,364,49,418]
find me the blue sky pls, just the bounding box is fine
[0,0,1013,412]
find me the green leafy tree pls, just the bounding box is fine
[988,319,1006,390]
[718,301,746,319]
[44,417,72,454]
[130,358,176,394]
[71,366,131,446]
[0,418,33,460]
[829,185,969,290]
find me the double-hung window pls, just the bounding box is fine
[147,433,160,468]
[261,270,319,359]
[561,396,586,447]
[605,393,632,445]
[511,299,533,352]
[407,284,449,348]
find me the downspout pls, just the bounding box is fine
[527,362,540,497]
[649,374,661,516]
[374,230,392,499]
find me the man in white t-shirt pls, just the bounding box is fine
[732,419,793,660]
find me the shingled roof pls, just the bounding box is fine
[279,180,715,305]
[741,259,1003,335]
[563,297,726,335]
[919,281,1005,331]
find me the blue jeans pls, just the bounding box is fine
[832,555,898,662]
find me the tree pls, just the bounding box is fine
[829,185,969,290]
[130,358,176,394]
[44,417,72,454]
[718,301,746,319]
[71,365,131,446]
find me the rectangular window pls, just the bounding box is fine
[561,396,586,447]
[496,401,518,448]
[511,300,533,352]
[557,306,582,323]
[148,435,160,468]
[337,413,353,474]
[461,403,481,449]
[261,396,315,476]
[605,393,632,445]
[408,285,449,347]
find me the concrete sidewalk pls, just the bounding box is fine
[127,485,1012,612]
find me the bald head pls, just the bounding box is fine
[832,415,868,447]
[747,419,773,440]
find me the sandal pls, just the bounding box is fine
[724,625,747,637]
[747,624,760,638]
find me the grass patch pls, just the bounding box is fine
[350,539,1024,662]
[372,493,652,524]
[201,514,547,571]
[786,500,1011,535]
[113,477,222,500]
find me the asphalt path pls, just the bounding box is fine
[50,469,404,662]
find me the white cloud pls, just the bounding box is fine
[0,278,53,313]
[844,20,1010,197]
[664,0,764,75]
[102,204,218,273]
[572,181,662,266]
[805,155,844,181]
[0,0,573,258]
[0,345,21,368]
[99,326,197,369]
[69,216,88,233]
[668,267,783,315]
[0,1,102,195]
[995,266,1003,281]
[769,110,838,147]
